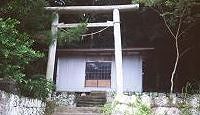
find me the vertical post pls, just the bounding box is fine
[113,9,123,94]
[46,12,59,81]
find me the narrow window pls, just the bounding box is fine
[85,62,111,87]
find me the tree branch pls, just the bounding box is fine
[177,22,198,39]
[180,47,192,58]
[176,9,186,39]
[151,7,176,38]
[175,15,182,39]
[159,6,176,39]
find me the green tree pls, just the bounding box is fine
[133,0,199,93]
[0,0,52,34]
[0,18,43,79]
[0,0,86,99]
[0,0,88,46]
[0,18,54,99]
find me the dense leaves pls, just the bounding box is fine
[0,18,53,100]
[18,75,54,100]
[0,0,52,35]
[0,18,43,79]
[57,23,88,46]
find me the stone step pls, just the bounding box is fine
[78,98,106,102]
[76,92,107,107]
[54,112,101,115]
[77,100,106,107]
[76,104,104,107]
[77,99,105,104]
[78,95,106,99]
[90,91,106,97]
[55,107,100,114]
[77,99,106,103]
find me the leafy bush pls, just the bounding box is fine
[0,18,43,80]
[179,81,200,114]
[101,94,152,115]
[101,102,113,115]
[16,74,54,100]
[0,18,54,100]
[0,0,51,33]
[182,81,200,94]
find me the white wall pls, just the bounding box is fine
[56,54,143,92]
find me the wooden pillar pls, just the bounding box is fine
[46,12,59,81]
[113,9,123,94]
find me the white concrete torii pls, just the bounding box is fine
[45,4,139,94]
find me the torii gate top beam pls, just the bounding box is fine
[45,4,139,14]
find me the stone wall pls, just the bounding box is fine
[51,92,77,107]
[0,90,46,115]
[106,92,200,115]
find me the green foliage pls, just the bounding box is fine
[101,94,152,115]
[0,18,43,79]
[134,98,152,115]
[0,0,88,100]
[0,0,89,47]
[0,18,53,100]
[101,102,113,115]
[17,75,54,100]
[132,0,159,6]
[179,82,200,115]
[0,0,52,33]
[182,81,200,95]
[57,23,88,46]
[178,101,193,115]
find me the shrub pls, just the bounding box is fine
[101,94,152,115]
[17,75,54,100]
[0,18,43,80]
[0,18,53,100]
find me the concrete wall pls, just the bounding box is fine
[56,54,143,92]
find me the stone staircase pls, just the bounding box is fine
[53,91,106,115]
[76,91,107,107]
[53,106,101,115]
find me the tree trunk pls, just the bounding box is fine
[170,38,179,94]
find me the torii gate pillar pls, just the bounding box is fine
[46,13,59,81]
[113,9,123,94]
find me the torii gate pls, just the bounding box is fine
[45,4,139,94]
